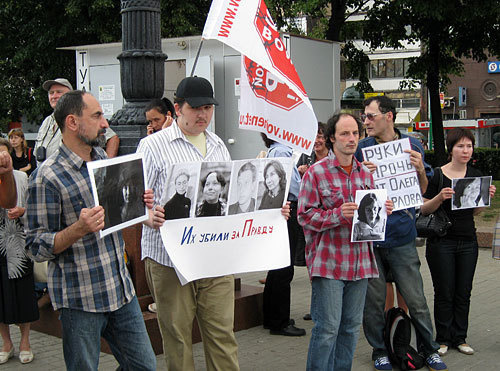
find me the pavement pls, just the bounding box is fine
[2,244,499,370]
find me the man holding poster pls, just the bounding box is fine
[137,77,240,371]
[298,113,392,370]
[355,96,447,371]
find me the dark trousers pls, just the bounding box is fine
[425,237,478,346]
[263,201,299,330]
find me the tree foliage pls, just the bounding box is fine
[363,0,500,165]
[0,0,211,131]
[266,0,372,91]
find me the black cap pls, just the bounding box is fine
[175,77,218,108]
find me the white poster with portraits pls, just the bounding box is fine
[88,153,148,238]
[451,176,492,210]
[159,157,294,284]
[351,189,388,242]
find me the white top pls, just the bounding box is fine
[136,121,231,267]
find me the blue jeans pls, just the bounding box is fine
[363,240,439,359]
[60,296,156,371]
[426,237,478,346]
[307,277,368,371]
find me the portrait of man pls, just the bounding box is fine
[91,155,147,235]
[228,161,258,215]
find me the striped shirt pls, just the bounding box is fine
[297,151,379,281]
[26,144,135,312]
[136,121,231,267]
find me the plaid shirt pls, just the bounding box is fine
[26,144,135,312]
[297,151,379,281]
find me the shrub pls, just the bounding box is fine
[424,148,500,180]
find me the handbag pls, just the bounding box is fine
[416,168,452,238]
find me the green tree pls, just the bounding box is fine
[267,0,373,91]
[0,0,210,131]
[363,0,500,165]
[0,0,122,129]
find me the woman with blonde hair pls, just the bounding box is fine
[8,129,36,176]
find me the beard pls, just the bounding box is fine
[78,127,106,147]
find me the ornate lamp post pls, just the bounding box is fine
[109,0,167,154]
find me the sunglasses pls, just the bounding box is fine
[360,112,386,121]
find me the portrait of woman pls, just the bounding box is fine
[452,177,488,210]
[196,171,227,217]
[258,160,287,210]
[352,192,385,241]
[164,170,192,220]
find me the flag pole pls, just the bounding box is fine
[190,39,205,77]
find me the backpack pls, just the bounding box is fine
[384,307,425,370]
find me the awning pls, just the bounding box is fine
[395,109,420,126]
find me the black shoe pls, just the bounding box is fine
[303,313,312,320]
[270,324,306,336]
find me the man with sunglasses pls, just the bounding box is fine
[355,96,447,371]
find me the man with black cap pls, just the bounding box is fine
[34,78,73,165]
[137,76,239,371]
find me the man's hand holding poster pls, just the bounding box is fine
[159,157,293,285]
[361,138,423,211]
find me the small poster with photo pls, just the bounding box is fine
[351,189,388,242]
[161,163,201,220]
[256,158,293,211]
[451,176,492,210]
[227,160,261,215]
[88,152,148,238]
[195,162,232,217]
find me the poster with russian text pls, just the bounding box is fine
[361,138,423,211]
[160,157,293,284]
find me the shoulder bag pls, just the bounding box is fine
[416,167,452,238]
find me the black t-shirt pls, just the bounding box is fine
[10,148,36,176]
[423,165,482,240]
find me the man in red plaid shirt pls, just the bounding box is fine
[298,113,393,370]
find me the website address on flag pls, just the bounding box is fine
[239,113,312,151]
[217,0,242,37]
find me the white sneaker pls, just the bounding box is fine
[438,345,448,356]
[457,343,474,355]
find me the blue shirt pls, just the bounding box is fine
[355,134,433,248]
[268,142,301,201]
[26,144,135,312]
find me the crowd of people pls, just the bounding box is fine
[0,75,496,371]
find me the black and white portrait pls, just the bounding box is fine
[351,190,387,242]
[451,176,492,210]
[163,164,199,220]
[257,159,291,210]
[89,153,148,237]
[196,162,231,217]
[228,161,259,215]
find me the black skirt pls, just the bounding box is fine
[0,257,39,324]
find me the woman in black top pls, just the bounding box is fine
[421,128,496,356]
[8,129,36,176]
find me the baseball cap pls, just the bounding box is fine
[42,78,73,91]
[175,76,218,108]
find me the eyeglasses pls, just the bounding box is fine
[360,112,385,121]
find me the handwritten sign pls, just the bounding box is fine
[361,138,423,211]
